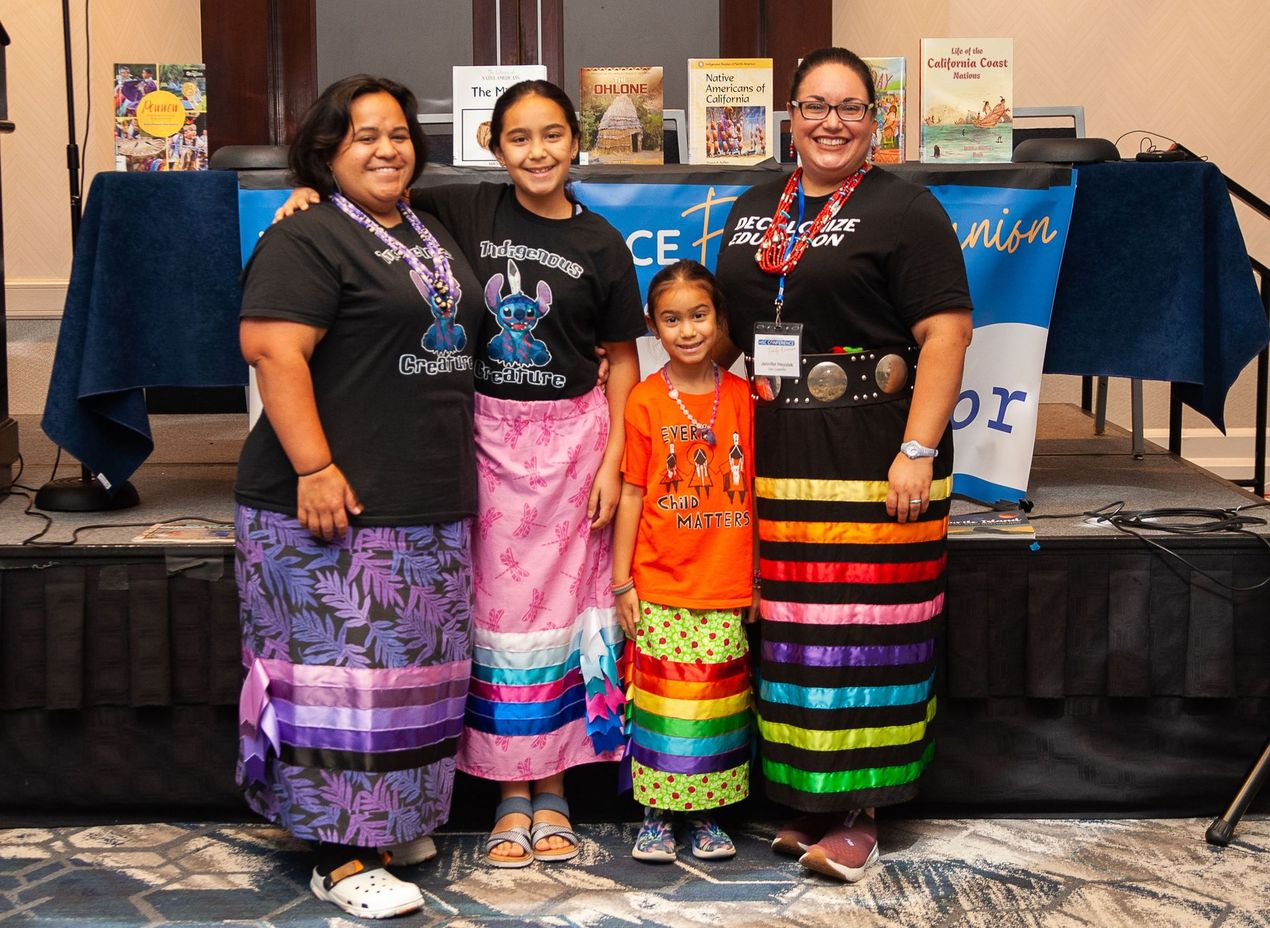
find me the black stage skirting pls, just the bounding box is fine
[3,545,1265,822]
[2,410,1267,822]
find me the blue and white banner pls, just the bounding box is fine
[237,165,1075,504]
[927,179,1076,503]
[572,168,1076,504]
[237,187,292,265]
[571,181,754,299]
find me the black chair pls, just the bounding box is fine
[208,144,288,171]
[1011,105,1086,151]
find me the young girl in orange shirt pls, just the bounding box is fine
[611,260,759,862]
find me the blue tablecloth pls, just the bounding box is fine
[1045,161,1268,430]
[41,171,247,492]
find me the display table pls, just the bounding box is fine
[41,171,248,490]
[1045,160,1266,430]
[42,161,1267,489]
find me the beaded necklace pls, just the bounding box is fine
[330,193,458,303]
[661,361,720,447]
[754,164,870,277]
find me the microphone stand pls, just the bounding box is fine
[35,0,138,511]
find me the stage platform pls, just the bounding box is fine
[1,405,1266,823]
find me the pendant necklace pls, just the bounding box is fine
[754,164,870,276]
[662,362,720,447]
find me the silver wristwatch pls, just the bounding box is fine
[900,440,939,460]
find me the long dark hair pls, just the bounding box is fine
[488,79,581,205]
[289,74,427,197]
[645,260,729,334]
[488,79,581,155]
[789,47,877,106]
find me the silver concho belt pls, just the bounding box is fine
[748,346,918,408]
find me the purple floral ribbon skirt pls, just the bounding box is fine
[234,506,472,847]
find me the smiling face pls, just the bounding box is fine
[789,62,876,196]
[328,91,415,225]
[494,93,579,218]
[651,282,721,378]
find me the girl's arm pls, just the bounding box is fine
[588,339,640,529]
[611,480,645,638]
[271,186,444,223]
[747,518,761,624]
[241,318,363,539]
[272,188,320,223]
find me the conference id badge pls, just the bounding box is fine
[752,322,802,377]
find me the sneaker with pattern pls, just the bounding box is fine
[631,808,677,863]
[687,816,736,860]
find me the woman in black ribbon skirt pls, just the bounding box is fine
[714,46,973,882]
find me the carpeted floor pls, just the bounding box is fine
[1,816,1265,926]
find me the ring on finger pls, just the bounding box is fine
[908,499,922,507]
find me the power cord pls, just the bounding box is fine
[1112,130,1207,161]
[4,454,232,547]
[19,513,234,547]
[5,454,56,542]
[1050,500,1270,593]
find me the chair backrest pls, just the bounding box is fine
[663,108,687,164]
[1011,106,1085,149]
[417,112,455,165]
[208,144,289,171]
[776,111,794,163]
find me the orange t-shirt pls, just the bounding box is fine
[621,368,755,609]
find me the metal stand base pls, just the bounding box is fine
[1205,737,1269,847]
[34,475,140,512]
[1094,376,1145,458]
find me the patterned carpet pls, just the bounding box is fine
[1,817,1265,927]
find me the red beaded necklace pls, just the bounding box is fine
[754,164,871,276]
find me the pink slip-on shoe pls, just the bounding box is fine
[771,812,834,857]
[798,811,880,882]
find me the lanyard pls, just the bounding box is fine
[330,194,456,298]
[773,179,806,325]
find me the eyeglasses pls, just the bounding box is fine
[789,100,875,122]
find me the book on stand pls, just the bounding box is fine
[451,65,547,166]
[114,63,207,172]
[686,58,773,165]
[947,508,1034,541]
[919,38,1013,163]
[579,66,664,165]
[132,519,234,544]
[862,56,905,164]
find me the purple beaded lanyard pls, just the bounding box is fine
[330,193,458,306]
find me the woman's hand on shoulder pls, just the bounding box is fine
[297,463,363,541]
[886,454,933,524]
[272,187,321,224]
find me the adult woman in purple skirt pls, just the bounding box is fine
[233,74,482,920]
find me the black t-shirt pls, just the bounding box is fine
[234,203,482,525]
[410,183,646,400]
[715,167,972,355]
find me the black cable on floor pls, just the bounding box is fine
[5,456,233,547]
[1073,501,1270,593]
